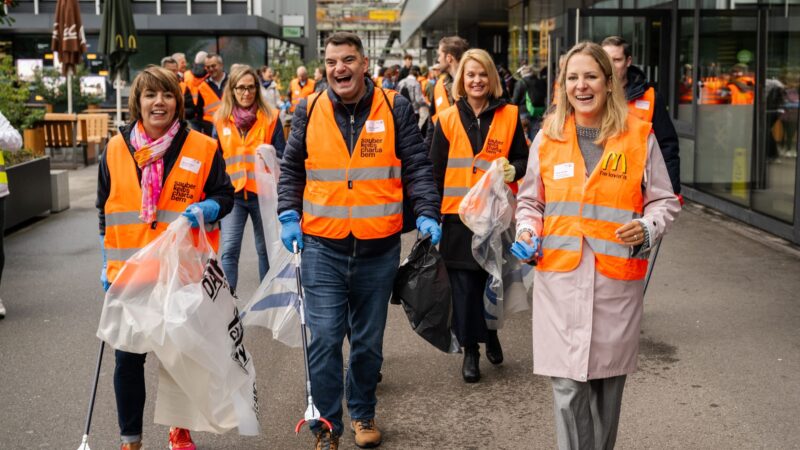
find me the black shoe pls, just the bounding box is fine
[462,347,480,383]
[377,371,382,383]
[485,331,503,365]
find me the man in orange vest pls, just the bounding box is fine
[183,51,210,132]
[431,35,469,123]
[190,53,227,137]
[602,36,681,195]
[727,63,755,105]
[278,31,441,450]
[289,65,315,113]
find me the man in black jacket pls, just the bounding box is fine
[277,32,441,450]
[602,36,681,195]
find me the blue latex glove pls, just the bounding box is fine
[510,238,543,261]
[182,199,220,228]
[415,216,442,245]
[100,235,110,292]
[279,210,303,252]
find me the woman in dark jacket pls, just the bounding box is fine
[430,49,529,383]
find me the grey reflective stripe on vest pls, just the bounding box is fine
[106,210,183,226]
[304,200,349,218]
[474,159,492,171]
[225,154,257,166]
[443,186,470,197]
[306,166,401,182]
[582,204,641,224]
[542,235,582,252]
[351,202,401,218]
[229,170,256,182]
[203,101,220,112]
[446,157,473,169]
[584,237,643,259]
[106,247,141,261]
[544,201,581,218]
[303,200,401,219]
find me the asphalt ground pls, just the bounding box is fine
[0,164,799,449]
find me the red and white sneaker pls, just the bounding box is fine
[168,427,196,450]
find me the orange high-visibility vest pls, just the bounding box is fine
[103,129,220,283]
[728,80,754,105]
[215,108,278,194]
[198,81,222,123]
[432,75,452,123]
[290,78,316,113]
[302,89,402,240]
[439,103,519,214]
[537,114,651,281]
[628,86,656,123]
[376,76,384,88]
[183,71,206,108]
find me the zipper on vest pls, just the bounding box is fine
[349,114,355,152]
[151,221,158,230]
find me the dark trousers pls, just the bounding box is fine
[114,350,147,440]
[448,268,490,348]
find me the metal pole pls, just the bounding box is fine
[642,240,663,296]
[95,0,99,15]
[115,73,122,127]
[67,68,73,114]
[575,8,580,44]
[76,341,105,450]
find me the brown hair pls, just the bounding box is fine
[128,65,184,124]
[600,35,631,59]
[543,41,628,143]
[324,32,365,56]
[452,49,503,101]
[214,64,272,124]
[438,36,470,62]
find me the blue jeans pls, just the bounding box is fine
[301,236,400,436]
[114,350,147,443]
[220,193,269,291]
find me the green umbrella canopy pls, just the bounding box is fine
[98,0,137,82]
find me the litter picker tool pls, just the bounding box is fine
[643,239,662,297]
[76,340,105,450]
[292,241,333,434]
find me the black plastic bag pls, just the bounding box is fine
[391,235,459,353]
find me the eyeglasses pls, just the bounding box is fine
[234,85,257,94]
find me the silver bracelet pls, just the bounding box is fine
[515,226,536,241]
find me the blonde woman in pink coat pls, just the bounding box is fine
[511,42,681,449]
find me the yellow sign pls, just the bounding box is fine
[87,53,97,60]
[368,9,399,22]
[731,147,748,199]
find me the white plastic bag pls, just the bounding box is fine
[96,215,260,435]
[238,144,303,347]
[459,160,530,330]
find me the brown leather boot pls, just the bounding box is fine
[351,418,382,448]
[314,428,340,450]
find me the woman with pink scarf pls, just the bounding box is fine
[213,65,285,293]
[96,65,234,450]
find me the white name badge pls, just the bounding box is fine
[553,162,575,180]
[635,99,651,110]
[365,119,385,133]
[436,97,443,107]
[222,127,232,136]
[180,156,202,174]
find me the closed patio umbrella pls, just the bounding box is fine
[51,0,86,113]
[99,0,137,126]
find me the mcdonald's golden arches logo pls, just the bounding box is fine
[600,151,627,174]
[115,34,138,50]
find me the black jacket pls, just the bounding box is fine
[511,75,547,113]
[626,65,681,194]
[430,97,529,271]
[96,121,234,234]
[277,78,441,257]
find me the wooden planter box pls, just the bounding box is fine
[4,156,52,231]
[23,126,46,156]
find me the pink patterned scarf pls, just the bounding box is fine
[130,120,180,222]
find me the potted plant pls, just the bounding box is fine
[0,55,45,155]
[31,65,104,113]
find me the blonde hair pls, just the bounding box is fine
[452,49,504,101]
[128,65,184,125]
[214,65,273,124]
[543,41,628,143]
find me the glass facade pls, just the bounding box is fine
[509,0,800,242]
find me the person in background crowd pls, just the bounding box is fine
[497,64,515,100]
[259,65,281,110]
[381,66,397,90]
[602,35,681,195]
[512,42,680,450]
[214,65,285,293]
[399,53,413,80]
[425,64,440,105]
[289,66,315,114]
[727,63,755,106]
[375,66,387,89]
[397,65,425,117]
[313,66,329,93]
[0,110,22,319]
[432,36,470,123]
[512,64,547,140]
[160,57,180,77]
[171,52,187,80]
[278,31,441,449]
[430,48,528,383]
[183,51,210,132]
[97,65,234,450]
[191,53,228,137]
